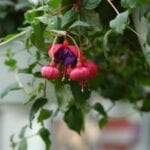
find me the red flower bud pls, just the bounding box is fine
[83,61,98,79]
[41,66,60,79]
[69,65,90,81]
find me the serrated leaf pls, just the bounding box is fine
[110,11,129,34]
[29,97,48,128]
[84,0,102,9]
[18,139,27,150]
[38,128,51,150]
[99,116,108,128]
[19,125,28,139]
[93,103,107,116]
[64,105,84,134]
[38,109,52,123]
[1,83,22,99]
[70,20,90,28]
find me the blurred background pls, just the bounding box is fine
[0,0,150,150]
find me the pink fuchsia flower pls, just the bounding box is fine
[83,61,98,79]
[41,65,60,80]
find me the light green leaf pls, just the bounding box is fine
[38,128,51,150]
[110,11,129,34]
[70,20,90,29]
[61,9,77,28]
[19,125,28,139]
[1,83,22,99]
[84,0,102,9]
[121,0,150,8]
[18,139,27,150]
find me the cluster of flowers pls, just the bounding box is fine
[41,40,98,91]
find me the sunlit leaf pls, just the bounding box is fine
[110,11,129,34]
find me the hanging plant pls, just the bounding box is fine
[0,0,150,150]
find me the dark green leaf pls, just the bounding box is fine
[33,72,42,78]
[38,128,51,150]
[99,116,108,128]
[64,105,84,134]
[70,20,90,28]
[70,81,91,105]
[93,103,107,116]
[18,139,27,150]
[38,109,52,123]
[29,97,48,128]
[110,11,129,34]
[84,0,102,9]
[141,98,150,112]
[1,83,22,99]
[61,9,77,28]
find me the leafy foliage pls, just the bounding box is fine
[1,0,150,149]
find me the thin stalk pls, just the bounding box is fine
[67,34,81,61]
[0,30,29,47]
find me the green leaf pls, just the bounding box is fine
[93,103,107,116]
[82,10,102,31]
[121,0,150,8]
[141,98,150,112]
[98,116,108,128]
[30,22,46,51]
[50,0,61,9]
[29,97,48,128]
[146,23,150,45]
[10,134,17,149]
[38,109,52,123]
[18,139,27,150]
[110,11,129,34]
[19,125,28,139]
[24,95,37,105]
[38,128,51,150]
[70,81,91,105]
[145,51,150,63]
[4,59,17,68]
[84,0,102,10]
[61,9,77,28]
[1,83,22,99]
[64,105,84,134]
[70,20,90,28]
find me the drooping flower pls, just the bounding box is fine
[41,39,98,91]
[41,64,60,80]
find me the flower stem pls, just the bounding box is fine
[67,34,81,61]
[0,30,29,47]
